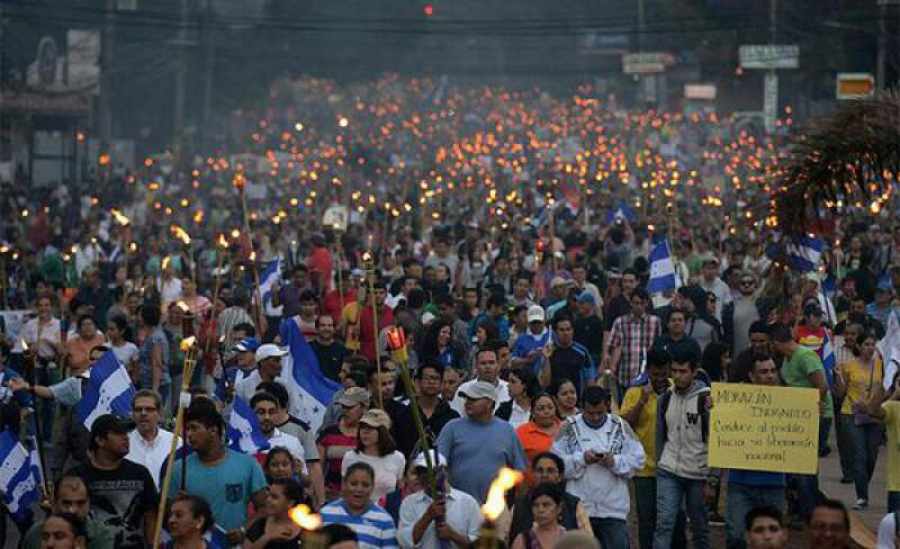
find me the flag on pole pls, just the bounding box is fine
[605,201,637,224]
[878,309,900,391]
[76,351,136,430]
[0,431,41,522]
[647,239,679,294]
[226,396,270,454]
[820,332,836,387]
[279,318,341,431]
[765,234,824,273]
[257,258,283,317]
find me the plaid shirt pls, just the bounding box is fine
[610,313,662,385]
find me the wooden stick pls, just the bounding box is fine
[152,346,197,547]
[363,254,383,409]
[239,189,266,334]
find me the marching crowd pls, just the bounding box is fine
[0,76,898,549]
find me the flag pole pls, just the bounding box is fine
[152,338,198,548]
[21,342,51,499]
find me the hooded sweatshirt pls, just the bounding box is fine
[656,379,711,480]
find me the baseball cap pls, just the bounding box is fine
[359,409,392,430]
[90,414,136,447]
[527,304,545,323]
[255,344,288,363]
[412,450,446,469]
[700,254,719,266]
[576,291,595,305]
[460,380,499,402]
[337,387,371,407]
[550,276,573,289]
[233,338,260,353]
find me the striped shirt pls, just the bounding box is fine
[321,499,398,549]
[609,313,661,386]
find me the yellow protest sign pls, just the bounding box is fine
[709,382,820,475]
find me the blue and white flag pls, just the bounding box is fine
[605,201,637,224]
[647,239,679,294]
[76,351,136,430]
[258,257,283,317]
[820,332,836,387]
[280,318,341,431]
[766,234,824,273]
[878,309,900,391]
[227,396,270,455]
[0,431,41,522]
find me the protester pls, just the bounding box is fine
[126,389,180,489]
[437,379,527,503]
[865,370,900,513]
[251,391,306,464]
[743,506,788,549]
[39,513,89,549]
[496,367,539,428]
[607,288,661,400]
[876,510,900,549]
[169,398,268,546]
[807,499,852,549]
[320,462,398,549]
[340,409,406,504]
[450,345,510,415]
[165,494,215,549]
[553,379,580,420]
[409,362,459,441]
[510,483,569,549]
[244,478,305,548]
[541,315,595,396]
[67,414,159,549]
[22,476,114,549]
[318,387,370,499]
[396,450,482,548]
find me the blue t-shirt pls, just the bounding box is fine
[512,329,551,375]
[728,469,786,488]
[168,449,267,532]
[436,417,527,503]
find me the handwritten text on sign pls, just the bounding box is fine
[709,383,819,475]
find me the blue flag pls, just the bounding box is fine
[0,431,41,522]
[605,201,637,224]
[647,240,679,293]
[76,351,136,430]
[279,319,341,431]
[227,396,270,454]
[765,234,824,273]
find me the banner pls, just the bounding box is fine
[709,382,819,475]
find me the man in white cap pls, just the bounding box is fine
[235,343,303,414]
[510,304,551,373]
[397,450,483,548]
[437,380,527,503]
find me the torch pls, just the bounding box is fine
[476,468,524,549]
[289,504,326,549]
[152,335,198,548]
[20,340,51,500]
[170,224,194,286]
[361,251,383,409]
[385,326,439,499]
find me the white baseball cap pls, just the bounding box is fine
[255,344,288,363]
[527,304,546,323]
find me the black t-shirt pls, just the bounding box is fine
[309,340,349,382]
[67,459,159,549]
[549,345,592,396]
[246,517,302,548]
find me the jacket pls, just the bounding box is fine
[655,380,712,480]
[552,413,645,520]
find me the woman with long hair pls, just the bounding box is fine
[467,319,500,371]
[244,478,305,549]
[265,447,300,482]
[553,379,579,420]
[496,368,540,429]
[340,409,406,504]
[699,341,730,384]
[510,483,569,549]
[420,319,466,372]
[833,331,884,510]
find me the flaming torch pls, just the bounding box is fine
[289,504,326,548]
[477,468,524,549]
[170,224,195,286]
[152,336,198,548]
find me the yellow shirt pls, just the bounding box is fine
[882,401,900,492]
[620,386,659,477]
[839,357,883,415]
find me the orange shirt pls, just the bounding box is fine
[516,421,559,484]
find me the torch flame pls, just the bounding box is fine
[481,468,523,521]
[288,504,322,530]
[20,339,28,352]
[162,256,171,271]
[217,234,229,248]
[110,209,131,226]
[179,336,197,352]
[171,225,191,245]
[176,301,190,313]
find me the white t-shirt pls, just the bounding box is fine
[20,317,62,360]
[111,341,140,366]
[264,428,308,475]
[341,450,406,504]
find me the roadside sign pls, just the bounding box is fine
[739,45,799,70]
[764,72,778,134]
[684,83,717,100]
[622,52,675,74]
[836,73,875,99]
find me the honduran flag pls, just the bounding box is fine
[279,319,341,431]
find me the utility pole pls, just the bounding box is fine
[172,0,190,163]
[98,0,115,148]
[201,0,214,154]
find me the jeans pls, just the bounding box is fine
[835,410,855,479]
[843,416,882,501]
[633,477,685,549]
[818,416,832,456]
[787,473,819,522]
[36,365,60,443]
[725,483,786,549]
[589,517,629,549]
[653,469,709,549]
[889,491,900,513]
